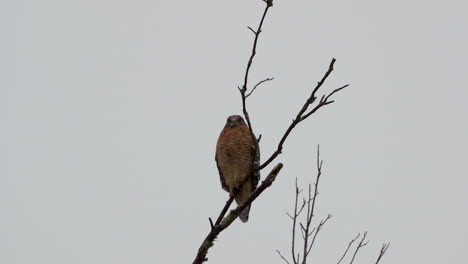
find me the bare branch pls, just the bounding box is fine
[336,233,361,264]
[375,243,390,264]
[245,77,275,98]
[276,250,291,264]
[240,3,270,93]
[349,232,369,264]
[306,214,333,256]
[214,195,234,226]
[257,134,262,143]
[277,146,329,264]
[301,146,323,264]
[238,1,273,168]
[291,178,300,264]
[300,225,306,239]
[298,199,306,215]
[325,84,349,102]
[258,59,348,171]
[192,163,283,264]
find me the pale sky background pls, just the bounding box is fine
[1,0,468,263]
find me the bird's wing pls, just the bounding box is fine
[252,137,261,188]
[215,154,229,191]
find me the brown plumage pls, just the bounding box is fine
[215,115,260,223]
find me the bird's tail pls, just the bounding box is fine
[239,205,251,223]
[235,184,254,223]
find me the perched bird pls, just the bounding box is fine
[215,115,260,222]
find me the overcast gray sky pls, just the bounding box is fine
[2,0,468,263]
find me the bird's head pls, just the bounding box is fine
[225,115,246,128]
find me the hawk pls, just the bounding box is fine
[215,115,260,222]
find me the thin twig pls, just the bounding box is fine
[301,146,323,264]
[291,178,301,264]
[349,232,369,264]
[246,77,274,98]
[276,250,291,264]
[375,243,390,264]
[306,214,333,256]
[336,233,361,264]
[289,180,306,263]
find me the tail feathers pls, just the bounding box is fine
[239,205,251,223]
[235,192,252,223]
[234,182,254,223]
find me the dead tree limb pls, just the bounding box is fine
[192,163,283,264]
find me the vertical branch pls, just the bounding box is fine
[301,146,324,264]
[240,2,272,94]
[238,1,273,165]
[290,178,306,264]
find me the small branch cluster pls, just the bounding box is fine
[375,243,391,264]
[276,148,390,264]
[277,147,333,264]
[337,232,390,264]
